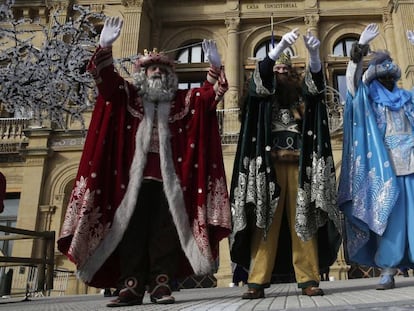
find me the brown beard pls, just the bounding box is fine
[275,72,302,108]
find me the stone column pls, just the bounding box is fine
[392,0,414,88]
[304,14,320,67]
[383,6,397,60]
[119,0,144,73]
[220,16,241,141]
[304,1,320,39]
[304,14,319,36]
[214,4,241,287]
[12,128,52,259]
[224,16,240,110]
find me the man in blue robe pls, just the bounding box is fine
[339,24,414,290]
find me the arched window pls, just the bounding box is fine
[176,42,209,64]
[175,41,209,89]
[254,39,294,60]
[332,37,358,57]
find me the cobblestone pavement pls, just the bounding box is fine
[0,276,414,310]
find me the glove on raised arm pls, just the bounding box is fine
[202,39,223,84]
[303,31,321,73]
[99,16,123,48]
[348,24,378,64]
[202,39,222,68]
[359,23,379,45]
[268,28,299,61]
[407,30,414,46]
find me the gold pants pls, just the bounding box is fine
[248,161,320,288]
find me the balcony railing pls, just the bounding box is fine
[0,225,55,297]
[216,108,240,145]
[0,92,343,153]
[0,118,30,154]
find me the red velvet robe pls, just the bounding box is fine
[57,47,231,288]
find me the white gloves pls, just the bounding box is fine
[359,23,379,45]
[269,28,321,72]
[99,17,123,48]
[268,28,299,61]
[407,30,414,46]
[303,31,321,73]
[202,39,222,68]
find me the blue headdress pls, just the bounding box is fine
[362,50,401,84]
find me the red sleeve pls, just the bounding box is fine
[87,47,127,100]
[201,81,219,111]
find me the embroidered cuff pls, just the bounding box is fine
[214,66,228,100]
[207,65,221,84]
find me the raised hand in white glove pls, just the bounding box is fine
[359,23,379,45]
[202,39,222,68]
[407,30,414,46]
[303,30,321,72]
[268,28,299,61]
[99,17,123,48]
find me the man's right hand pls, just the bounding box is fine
[99,17,123,48]
[268,28,299,61]
[279,28,300,48]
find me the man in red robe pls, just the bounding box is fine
[57,16,231,307]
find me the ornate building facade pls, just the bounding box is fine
[1,0,413,295]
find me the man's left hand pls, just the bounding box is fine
[303,31,320,54]
[202,39,222,68]
[303,31,321,73]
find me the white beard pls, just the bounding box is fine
[133,69,178,103]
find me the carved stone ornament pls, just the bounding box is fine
[121,0,143,8]
[225,17,240,30]
[304,15,320,27]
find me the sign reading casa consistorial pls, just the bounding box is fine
[243,2,300,10]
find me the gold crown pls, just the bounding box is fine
[135,48,175,69]
[275,52,292,66]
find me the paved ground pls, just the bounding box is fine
[1,276,414,310]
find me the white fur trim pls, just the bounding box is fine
[78,102,154,283]
[157,101,214,275]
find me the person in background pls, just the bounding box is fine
[0,172,6,214]
[229,27,341,299]
[57,16,231,306]
[339,24,414,290]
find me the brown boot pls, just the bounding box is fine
[302,286,324,296]
[241,287,265,299]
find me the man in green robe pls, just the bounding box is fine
[230,28,341,299]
